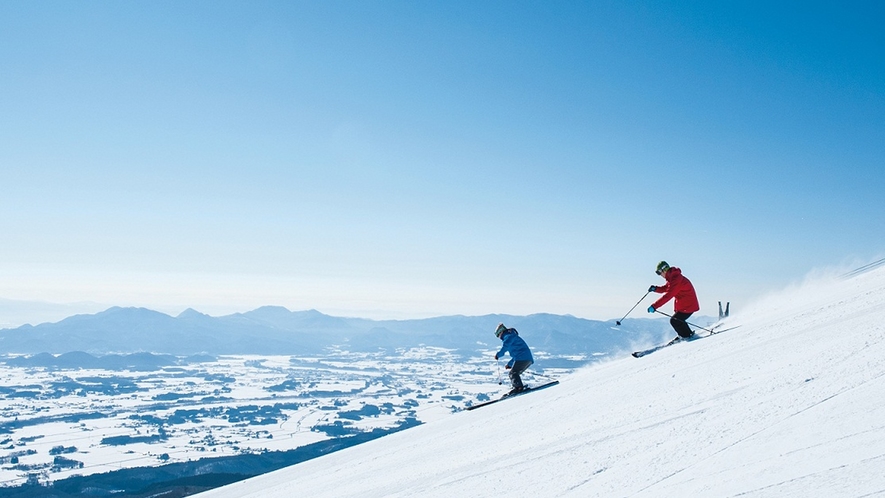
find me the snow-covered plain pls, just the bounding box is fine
[198,264,885,497]
[1,347,569,487]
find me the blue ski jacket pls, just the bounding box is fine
[496,329,534,368]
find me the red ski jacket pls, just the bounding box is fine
[652,267,700,313]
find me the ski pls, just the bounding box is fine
[709,325,740,335]
[632,336,684,358]
[631,324,741,358]
[465,380,560,411]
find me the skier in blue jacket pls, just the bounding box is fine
[494,323,534,395]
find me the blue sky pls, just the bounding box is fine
[1,1,883,324]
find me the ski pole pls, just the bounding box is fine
[653,310,715,334]
[530,369,557,381]
[616,291,651,326]
[495,359,503,385]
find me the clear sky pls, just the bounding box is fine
[1,1,883,324]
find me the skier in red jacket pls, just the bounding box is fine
[648,261,700,339]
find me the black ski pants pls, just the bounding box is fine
[509,360,533,390]
[671,312,694,338]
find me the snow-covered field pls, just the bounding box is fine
[198,264,885,497]
[0,346,575,487]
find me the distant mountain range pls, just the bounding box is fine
[2,350,215,370]
[0,306,689,357]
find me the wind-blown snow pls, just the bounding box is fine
[198,265,885,497]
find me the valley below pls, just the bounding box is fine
[0,346,580,494]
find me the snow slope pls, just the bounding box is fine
[198,265,885,497]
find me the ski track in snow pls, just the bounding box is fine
[197,266,885,498]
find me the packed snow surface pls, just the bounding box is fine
[198,265,885,497]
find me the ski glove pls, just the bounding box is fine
[647,306,656,313]
[648,285,657,292]
[494,354,499,360]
